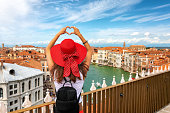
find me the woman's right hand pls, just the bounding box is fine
[59,26,70,35]
[70,26,81,36]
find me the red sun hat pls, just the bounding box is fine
[50,39,87,77]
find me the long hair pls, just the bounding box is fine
[50,62,87,83]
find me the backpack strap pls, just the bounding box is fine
[78,93,81,102]
[63,77,73,87]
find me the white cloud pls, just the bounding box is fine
[111,13,170,23]
[131,32,139,36]
[111,13,155,22]
[55,7,59,10]
[144,32,150,36]
[134,13,170,23]
[163,33,170,36]
[152,4,170,10]
[88,25,170,45]
[55,0,142,23]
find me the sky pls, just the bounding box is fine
[0,0,170,47]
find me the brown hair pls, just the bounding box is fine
[50,62,89,83]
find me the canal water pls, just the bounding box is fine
[83,64,136,92]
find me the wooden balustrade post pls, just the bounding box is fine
[46,105,50,113]
[102,90,105,113]
[83,95,87,113]
[93,93,96,113]
[97,91,101,113]
[88,94,92,113]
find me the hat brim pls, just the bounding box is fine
[50,42,87,67]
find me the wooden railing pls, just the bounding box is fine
[9,71,170,113]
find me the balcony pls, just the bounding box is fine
[7,70,170,113]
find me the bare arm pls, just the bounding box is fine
[46,26,69,71]
[71,26,92,69]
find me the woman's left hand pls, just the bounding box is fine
[59,26,70,35]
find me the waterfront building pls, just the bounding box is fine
[0,61,44,112]
[129,53,138,73]
[123,51,139,73]
[108,51,114,66]
[98,47,121,65]
[123,51,132,72]
[115,51,123,68]
[98,48,109,65]
[91,47,99,63]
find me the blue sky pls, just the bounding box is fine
[0,0,170,47]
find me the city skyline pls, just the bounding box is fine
[0,0,170,47]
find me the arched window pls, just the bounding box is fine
[38,90,40,100]
[35,91,37,102]
[35,79,37,87]
[22,82,24,92]
[29,80,31,90]
[22,97,25,103]
[38,78,40,86]
[0,88,3,98]
[29,94,31,101]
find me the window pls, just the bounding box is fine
[10,101,13,106]
[29,80,31,90]
[0,88,3,98]
[35,79,37,87]
[22,97,25,103]
[38,90,40,100]
[10,109,13,112]
[47,68,49,71]
[29,94,31,101]
[14,100,18,104]
[22,82,25,92]
[14,90,17,94]
[35,91,37,101]
[10,85,13,90]
[9,69,15,75]
[14,84,17,88]
[10,91,13,95]
[38,78,40,86]
[15,107,18,110]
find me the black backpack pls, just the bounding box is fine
[53,77,81,113]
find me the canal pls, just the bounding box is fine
[83,64,136,92]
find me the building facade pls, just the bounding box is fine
[0,62,44,112]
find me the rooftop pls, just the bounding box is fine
[0,63,44,83]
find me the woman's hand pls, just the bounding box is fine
[59,26,70,35]
[70,26,81,36]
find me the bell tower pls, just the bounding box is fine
[2,43,4,48]
[123,41,125,48]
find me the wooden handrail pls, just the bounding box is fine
[8,101,55,113]
[82,71,169,96]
